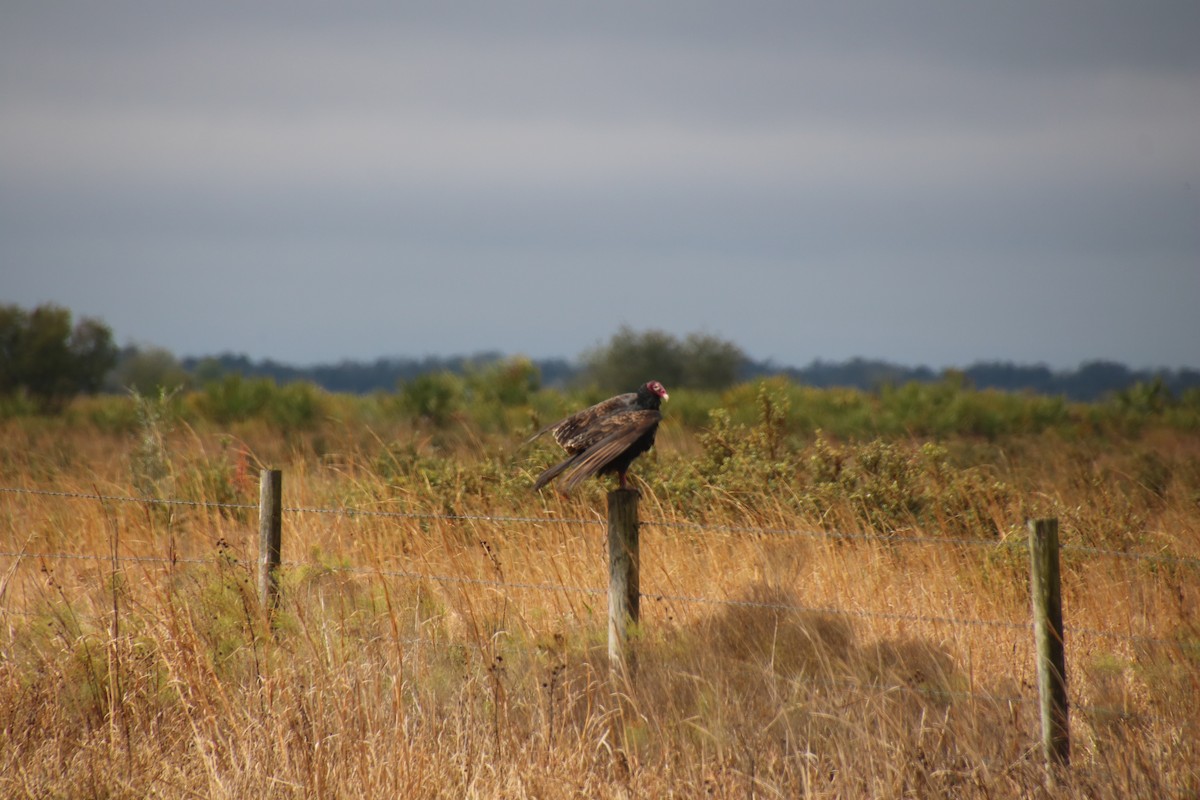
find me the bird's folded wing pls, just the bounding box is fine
[532,450,586,491]
[522,391,636,448]
[522,419,561,447]
[560,410,661,491]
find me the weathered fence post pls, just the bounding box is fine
[258,469,283,611]
[607,489,640,679]
[1028,517,1069,770]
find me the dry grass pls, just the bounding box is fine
[0,406,1197,798]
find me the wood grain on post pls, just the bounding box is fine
[1028,517,1070,770]
[258,469,283,611]
[607,489,640,679]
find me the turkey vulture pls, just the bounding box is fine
[529,380,669,493]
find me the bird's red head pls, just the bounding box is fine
[646,380,669,401]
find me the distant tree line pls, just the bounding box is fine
[4,303,1198,407]
[176,352,576,394]
[755,357,1200,403]
[166,330,1200,402]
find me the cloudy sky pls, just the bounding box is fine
[3,2,1198,370]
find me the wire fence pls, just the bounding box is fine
[3,475,1195,743]
[0,547,1185,649]
[2,482,1194,655]
[5,484,1199,569]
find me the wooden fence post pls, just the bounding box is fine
[607,489,640,679]
[1028,517,1069,770]
[259,469,283,611]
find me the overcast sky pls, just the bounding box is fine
[3,2,1198,370]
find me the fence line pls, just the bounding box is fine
[2,548,1188,647]
[2,480,1195,648]
[305,560,1033,631]
[0,550,224,567]
[285,504,604,528]
[0,485,257,511]
[8,548,1024,629]
[5,484,1198,569]
[5,470,1195,776]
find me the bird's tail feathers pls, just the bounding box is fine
[532,451,586,492]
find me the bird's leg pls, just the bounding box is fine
[618,471,628,490]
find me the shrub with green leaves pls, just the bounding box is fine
[681,382,1010,537]
[396,372,464,426]
[796,436,1010,537]
[194,374,275,423]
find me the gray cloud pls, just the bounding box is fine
[3,1,1198,369]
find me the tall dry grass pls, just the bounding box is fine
[0,398,1197,798]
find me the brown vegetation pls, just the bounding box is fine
[0,385,1197,798]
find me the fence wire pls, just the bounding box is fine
[2,473,1194,757]
[0,484,258,511]
[3,548,1190,647]
[0,550,218,567]
[2,482,1196,647]
[2,479,1197,646]
[4,484,1198,569]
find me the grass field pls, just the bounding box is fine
[1,380,1197,798]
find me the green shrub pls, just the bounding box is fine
[680,381,1010,536]
[696,383,798,495]
[468,357,540,407]
[268,381,326,430]
[797,437,1009,537]
[396,372,464,426]
[194,374,274,423]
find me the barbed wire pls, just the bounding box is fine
[0,485,257,510]
[284,503,604,527]
[646,518,997,548]
[2,485,1191,740]
[292,559,1030,629]
[0,550,229,567]
[300,560,607,598]
[5,548,1189,647]
[279,560,1200,646]
[1058,543,1200,568]
[7,483,1199,570]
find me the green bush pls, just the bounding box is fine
[194,374,274,423]
[190,375,327,430]
[797,436,1009,537]
[109,347,191,395]
[396,372,464,426]
[680,381,1011,536]
[268,381,326,430]
[696,383,797,493]
[468,357,540,407]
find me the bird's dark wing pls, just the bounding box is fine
[523,391,638,450]
[559,409,661,492]
[523,419,562,448]
[532,449,587,491]
[552,393,640,451]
